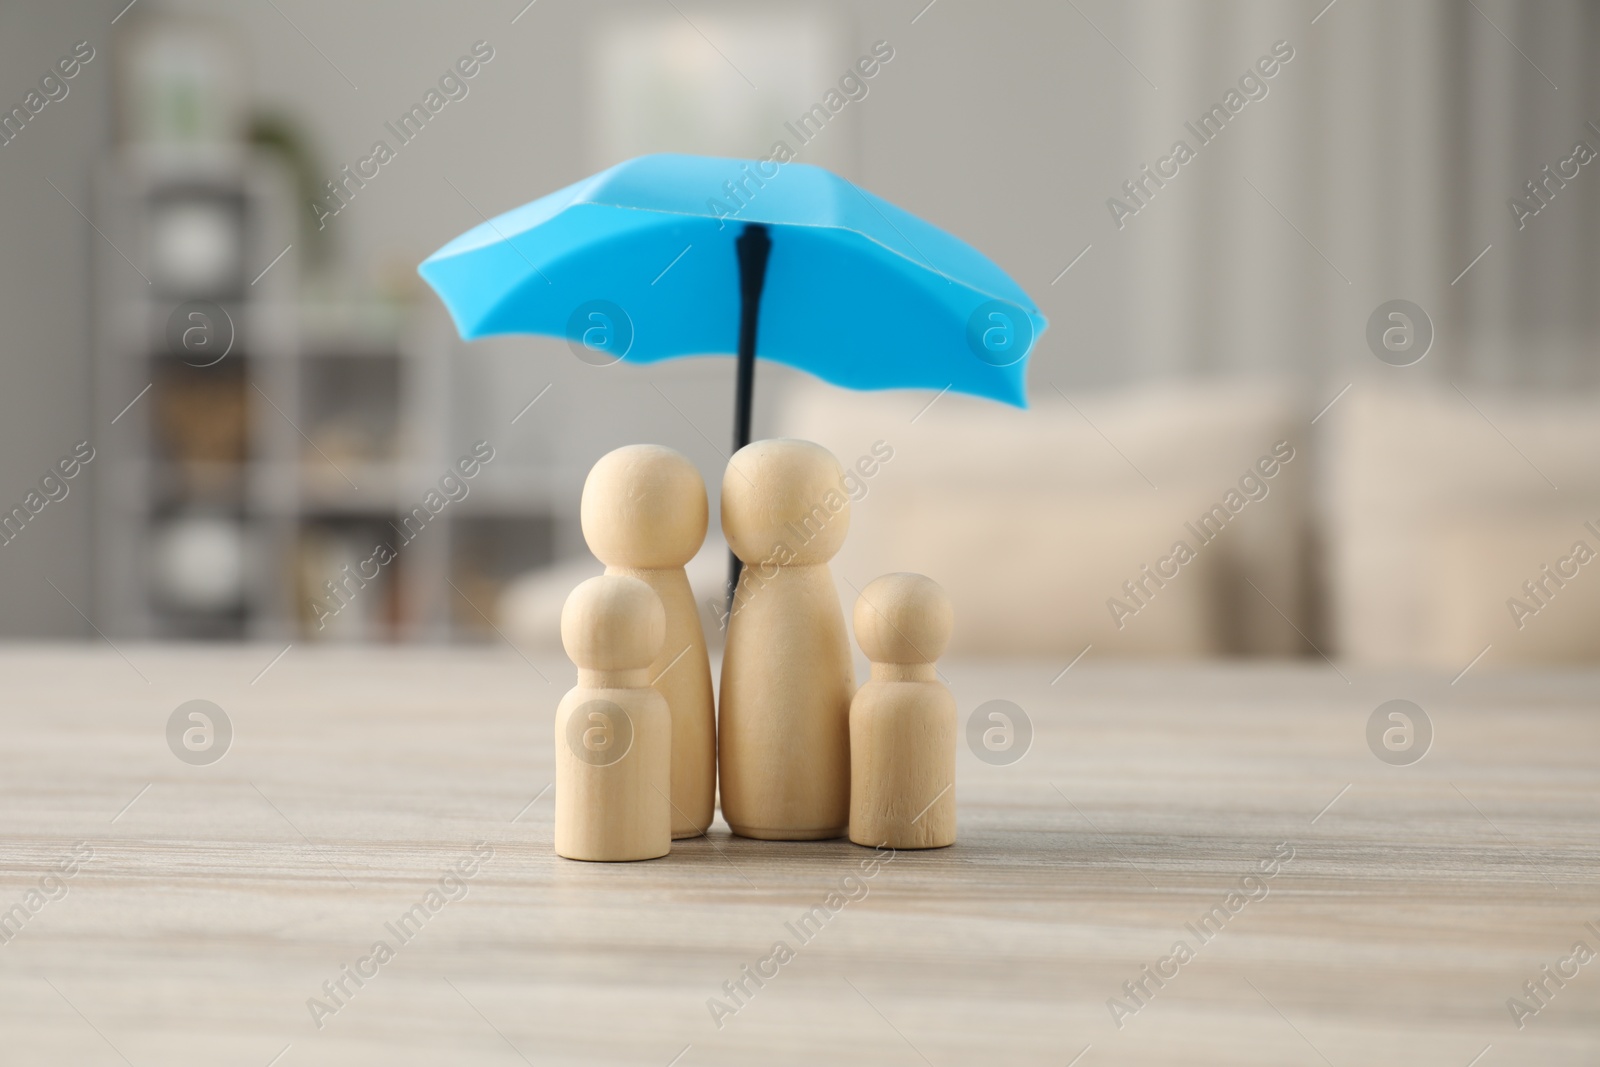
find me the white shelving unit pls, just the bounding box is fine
[91,148,560,642]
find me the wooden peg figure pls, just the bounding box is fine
[719,439,856,840]
[849,573,956,850]
[554,575,671,862]
[581,445,715,838]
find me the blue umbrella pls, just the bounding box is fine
[418,152,1046,589]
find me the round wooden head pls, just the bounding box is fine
[560,574,666,671]
[581,444,709,568]
[853,572,953,665]
[721,438,849,566]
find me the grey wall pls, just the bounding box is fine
[0,1,113,636]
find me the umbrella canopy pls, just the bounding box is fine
[418,152,1046,407]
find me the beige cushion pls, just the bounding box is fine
[1425,516,1600,664]
[774,380,1309,658]
[1327,384,1600,666]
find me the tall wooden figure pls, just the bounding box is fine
[554,575,671,862]
[581,445,715,838]
[720,439,856,840]
[849,573,957,850]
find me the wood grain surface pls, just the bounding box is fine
[1,645,1596,1066]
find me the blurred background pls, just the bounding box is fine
[3,0,1597,668]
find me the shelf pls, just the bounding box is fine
[299,298,410,355]
[92,146,552,641]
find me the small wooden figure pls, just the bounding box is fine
[581,444,715,838]
[849,572,956,850]
[719,439,856,840]
[554,575,671,862]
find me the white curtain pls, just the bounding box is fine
[1123,0,1599,388]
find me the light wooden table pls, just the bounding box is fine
[2,645,1596,1066]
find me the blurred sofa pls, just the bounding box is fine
[500,378,1600,668]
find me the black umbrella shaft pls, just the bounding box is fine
[733,224,771,452]
[729,223,772,608]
